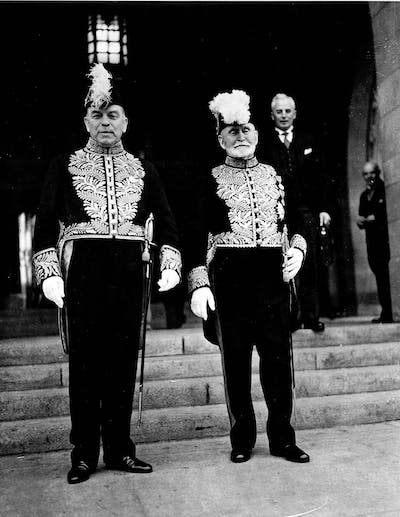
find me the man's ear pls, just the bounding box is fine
[122,116,128,133]
[293,109,297,121]
[218,134,226,150]
[84,116,90,133]
[270,111,274,121]
[254,129,259,145]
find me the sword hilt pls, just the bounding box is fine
[142,213,154,263]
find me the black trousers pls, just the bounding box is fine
[297,215,319,324]
[368,255,392,321]
[65,239,143,468]
[211,248,295,452]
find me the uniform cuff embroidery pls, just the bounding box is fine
[160,245,182,279]
[187,266,210,294]
[32,247,62,285]
[290,234,307,257]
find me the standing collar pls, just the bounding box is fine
[84,137,125,155]
[225,155,259,169]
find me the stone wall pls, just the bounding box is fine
[347,35,378,314]
[370,1,400,319]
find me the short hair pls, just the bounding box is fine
[364,161,381,176]
[271,93,296,111]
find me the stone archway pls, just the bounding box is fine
[369,2,400,319]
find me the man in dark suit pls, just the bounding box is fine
[259,93,331,332]
[357,161,392,323]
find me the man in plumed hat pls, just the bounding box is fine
[33,64,181,484]
[185,90,310,464]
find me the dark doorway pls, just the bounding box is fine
[0,1,371,319]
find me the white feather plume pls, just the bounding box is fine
[85,63,113,108]
[209,90,251,126]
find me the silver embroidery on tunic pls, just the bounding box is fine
[68,149,145,237]
[160,245,182,278]
[206,163,285,265]
[32,247,62,284]
[188,266,210,293]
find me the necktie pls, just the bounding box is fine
[282,131,290,149]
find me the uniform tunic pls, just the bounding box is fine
[186,155,306,451]
[33,137,181,466]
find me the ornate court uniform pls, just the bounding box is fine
[186,153,307,454]
[33,136,181,469]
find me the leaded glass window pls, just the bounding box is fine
[88,15,128,66]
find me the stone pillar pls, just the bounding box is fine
[347,38,377,314]
[370,2,400,319]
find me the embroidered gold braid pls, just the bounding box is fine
[32,247,62,284]
[160,245,182,279]
[290,234,307,256]
[68,149,145,237]
[206,163,286,265]
[188,266,210,293]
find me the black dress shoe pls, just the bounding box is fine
[230,449,252,463]
[106,455,153,474]
[270,444,310,463]
[371,317,394,324]
[303,320,325,332]
[67,460,92,484]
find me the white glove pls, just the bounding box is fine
[283,247,304,282]
[42,276,65,308]
[158,269,180,292]
[190,286,215,320]
[319,212,331,226]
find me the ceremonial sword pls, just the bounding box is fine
[137,213,154,427]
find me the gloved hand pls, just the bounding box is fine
[283,247,304,282]
[190,286,215,320]
[319,212,331,226]
[42,276,65,308]
[158,269,180,292]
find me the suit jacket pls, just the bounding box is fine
[359,178,390,261]
[259,126,331,217]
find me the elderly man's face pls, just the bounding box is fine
[362,163,378,189]
[218,123,258,159]
[84,105,128,147]
[271,98,296,130]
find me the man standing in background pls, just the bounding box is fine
[357,161,392,323]
[260,93,332,332]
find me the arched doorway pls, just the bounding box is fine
[0,2,374,326]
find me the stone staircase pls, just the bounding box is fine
[0,322,400,455]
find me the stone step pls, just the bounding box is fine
[291,322,400,347]
[0,309,58,339]
[1,364,399,421]
[0,329,213,366]
[1,389,399,455]
[0,302,203,338]
[1,342,400,392]
[1,324,400,366]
